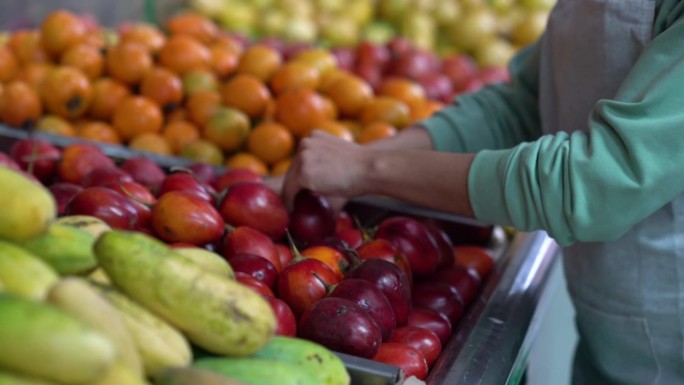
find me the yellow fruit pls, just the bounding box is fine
[0,166,56,242]
[0,241,58,300]
[47,278,143,376]
[0,293,116,385]
[98,287,192,379]
[0,370,60,385]
[173,247,235,279]
[54,215,112,237]
[19,223,98,275]
[94,231,276,356]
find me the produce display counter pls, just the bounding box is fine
[0,124,560,385]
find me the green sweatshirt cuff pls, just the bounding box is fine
[420,110,467,153]
[467,148,513,227]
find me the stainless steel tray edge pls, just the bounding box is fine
[426,231,560,385]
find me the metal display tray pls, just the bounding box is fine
[0,124,561,385]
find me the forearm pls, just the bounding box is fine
[362,149,476,217]
[363,126,435,151]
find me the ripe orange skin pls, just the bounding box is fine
[236,44,282,82]
[140,67,184,112]
[0,81,43,128]
[60,43,104,80]
[88,78,130,121]
[246,122,295,166]
[221,74,272,119]
[40,10,88,56]
[274,89,330,138]
[165,12,219,45]
[158,35,211,76]
[0,46,18,82]
[300,245,349,280]
[105,42,154,85]
[112,96,163,141]
[185,90,221,126]
[119,24,167,53]
[41,66,93,119]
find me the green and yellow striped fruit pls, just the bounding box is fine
[95,231,275,356]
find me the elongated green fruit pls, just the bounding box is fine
[54,215,111,237]
[20,223,98,275]
[90,361,151,385]
[97,287,192,379]
[194,358,318,385]
[47,278,143,376]
[0,370,59,385]
[0,240,58,300]
[94,231,275,356]
[0,293,116,385]
[251,336,350,385]
[156,367,247,385]
[173,247,235,279]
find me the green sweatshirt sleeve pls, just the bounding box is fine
[471,16,684,246]
[421,41,543,153]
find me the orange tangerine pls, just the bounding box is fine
[269,62,320,95]
[323,74,373,118]
[221,73,272,119]
[246,122,295,165]
[203,107,251,152]
[40,10,88,56]
[158,35,210,76]
[35,115,77,137]
[105,42,153,85]
[78,121,121,145]
[112,96,163,141]
[0,81,43,128]
[359,96,411,129]
[162,120,200,154]
[0,46,18,82]
[225,152,269,176]
[274,88,329,138]
[129,132,173,156]
[357,121,397,144]
[180,139,224,166]
[270,157,292,177]
[60,43,104,79]
[88,78,130,121]
[236,44,282,82]
[185,90,221,126]
[41,66,93,119]
[308,120,354,142]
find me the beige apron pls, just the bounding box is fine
[538,1,684,384]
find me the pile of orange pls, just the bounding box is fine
[0,10,445,176]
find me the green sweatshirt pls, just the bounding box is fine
[421,1,684,246]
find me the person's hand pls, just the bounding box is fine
[283,130,372,209]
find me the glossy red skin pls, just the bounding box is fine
[289,190,336,245]
[120,156,166,193]
[274,243,294,269]
[385,51,433,80]
[276,258,341,319]
[416,73,454,103]
[157,172,213,202]
[49,182,83,215]
[346,258,412,327]
[300,245,348,280]
[298,297,382,359]
[406,308,453,346]
[442,54,478,92]
[355,41,390,70]
[226,253,279,289]
[10,138,60,184]
[372,342,429,380]
[66,186,139,230]
[219,182,289,241]
[355,238,413,284]
[335,210,355,233]
[235,272,275,298]
[329,278,397,341]
[187,163,217,187]
[389,326,442,368]
[106,181,157,231]
[432,265,481,307]
[412,281,465,327]
[214,168,262,193]
[151,191,224,245]
[81,167,134,187]
[336,228,364,250]
[223,226,281,273]
[266,296,297,337]
[57,144,116,185]
[422,221,455,270]
[453,245,496,281]
[374,216,440,278]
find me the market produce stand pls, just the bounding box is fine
[0,123,560,385]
